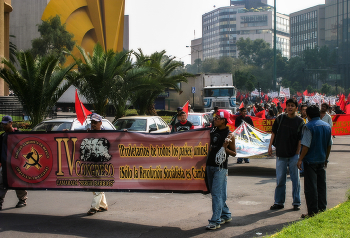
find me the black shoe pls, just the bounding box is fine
[270,204,284,210]
[293,205,300,211]
[15,200,26,208]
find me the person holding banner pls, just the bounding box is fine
[86,113,109,215]
[235,107,254,164]
[205,109,236,230]
[297,105,332,218]
[174,112,194,131]
[169,107,184,132]
[268,98,304,211]
[0,116,28,210]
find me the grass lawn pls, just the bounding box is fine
[269,200,350,237]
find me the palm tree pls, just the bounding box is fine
[108,52,150,121]
[133,49,192,115]
[0,51,76,127]
[74,43,132,117]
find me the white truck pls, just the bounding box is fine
[181,73,237,113]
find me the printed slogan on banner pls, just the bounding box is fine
[2,130,210,192]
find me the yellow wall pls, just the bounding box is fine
[42,0,125,66]
[0,0,12,96]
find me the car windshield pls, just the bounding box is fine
[114,119,147,131]
[32,122,72,131]
[204,88,235,97]
[187,115,201,126]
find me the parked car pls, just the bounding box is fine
[113,116,170,133]
[187,113,212,129]
[32,118,116,131]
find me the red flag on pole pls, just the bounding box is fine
[75,89,92,125]
[182,100,190,116]
[303,90,308,96]
[239,101,244,109]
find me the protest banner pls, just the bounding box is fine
[1,130,210,192]
[234,122,274,158]
[332,114,350,135]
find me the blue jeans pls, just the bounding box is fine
[274,154,301,206]
[206,166,231,225]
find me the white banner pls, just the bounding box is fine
[279,86,290,98]
[251,89,259,96]
[268,91,279,98]
[234,122,275,158]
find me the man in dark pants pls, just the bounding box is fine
[235,107,254,163]
[0,116,28,210]
[297,105,332,218]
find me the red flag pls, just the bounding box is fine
[75,89,92,125]
[339,94,346,112]
[240,95,244,101]
[245,93,249,99]
[264,94,268,101]
[255,110,266,119]
[182,100,189,116]
[253,106,258,114]
[298,98,302,104]
[260,99,263,103]
[303,90,308,96]
[281,100,286,111]
[239,101,244,109]
[297,92,302,97]
[272,98,279,105]
[345,104,350,114]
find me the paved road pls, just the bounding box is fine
[0,136,349,238]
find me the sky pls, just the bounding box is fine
[125,0,325,65]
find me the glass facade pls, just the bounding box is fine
[202,6,290,60]
[290,8,321,57]
[325,0,350,89]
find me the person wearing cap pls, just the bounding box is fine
[235,107,254,164]
[188,104,194,113]
[86,113,108,215]
[0,116,28,210]
[174,111,194,132]
[205,109,236,230]
[169,107,183,132]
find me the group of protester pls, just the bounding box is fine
[0,99,334,231]
[204,98,332,230]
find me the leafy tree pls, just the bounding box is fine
[202,58,219,73]
[0,51,75,127]
[32,15,75,64]
[321,83,332,95]
[236,38,274,67]
[133,49,192,115]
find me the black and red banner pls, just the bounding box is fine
[1,130,210,193]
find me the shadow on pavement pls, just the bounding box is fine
[0,208,294,238]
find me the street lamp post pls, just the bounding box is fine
[186,45,202,74]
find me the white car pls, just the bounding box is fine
[32,118,116,131]
[113,116,170,133]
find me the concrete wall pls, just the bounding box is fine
[9,0,48,51]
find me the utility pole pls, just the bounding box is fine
[273,0,277,91]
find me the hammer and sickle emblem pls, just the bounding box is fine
[23,147,43,170]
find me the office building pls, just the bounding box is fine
[290,5,325,57]
[201,3,289,61]
[325,0,350,89]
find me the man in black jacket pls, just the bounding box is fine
[0,116,28,210]
[235,107,254,164]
